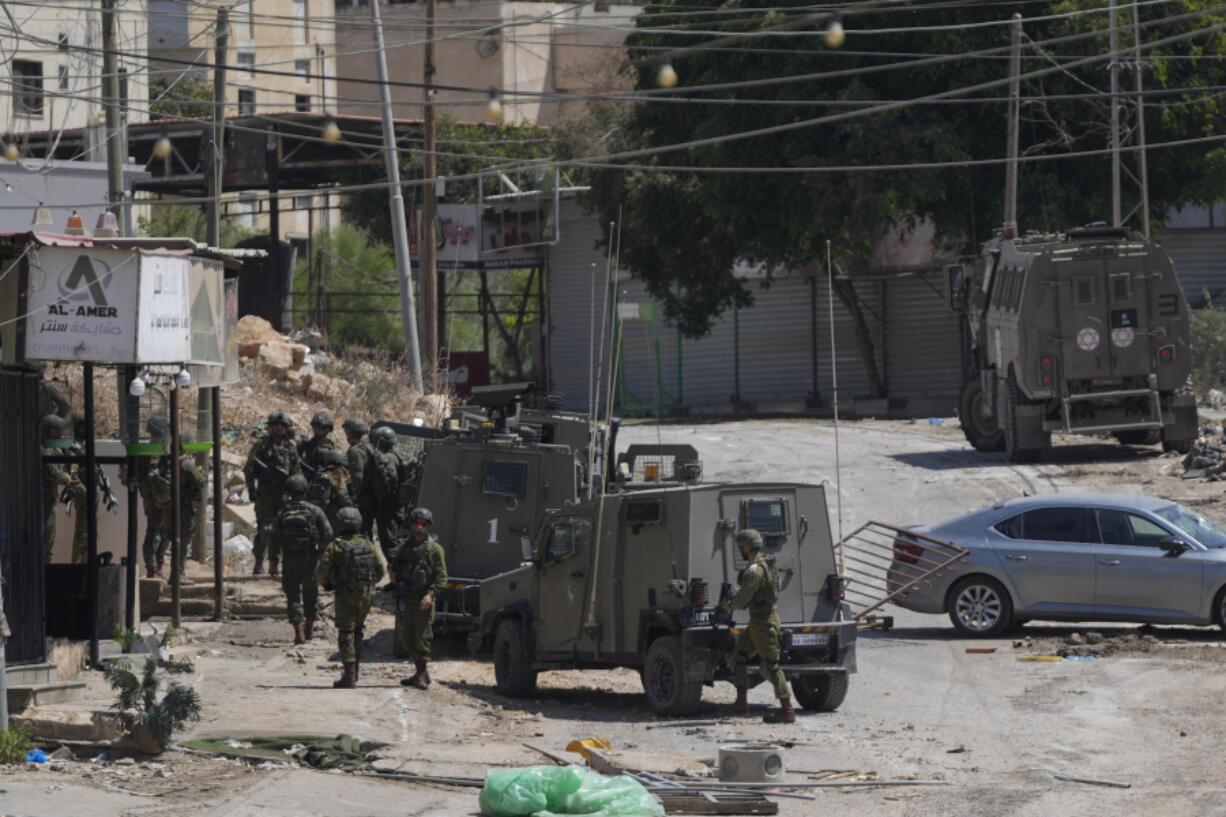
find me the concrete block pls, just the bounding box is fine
[45,639,88,680]
[10,706,128,743]
[7,681,87,713]
[4,663,57,685]
[258,341,295,379]
[290,344,310,368]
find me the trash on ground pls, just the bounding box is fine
[479,764,664,817]
[182,734,383,770]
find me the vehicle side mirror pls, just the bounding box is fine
[947,264,966,311]
[1158,536,1189,555]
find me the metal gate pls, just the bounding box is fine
[1,367,47,664]
[838,521,968,626]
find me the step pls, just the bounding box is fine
[7,681,88,713]
[4,662,57,685]
[9,703,128,743]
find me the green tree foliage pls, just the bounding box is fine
[137,203,251,247]
[1190,292,1226,394]
[148,75,214,120]
[577,1,1226,396]
[104,626,201,751]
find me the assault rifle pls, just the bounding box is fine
[60,465,120,513]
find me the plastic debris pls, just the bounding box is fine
[565,737,613,763]
[479,765,664,817]
[26,748,48,763]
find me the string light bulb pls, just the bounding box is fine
[3,142,19,162]
[322,119,341,145]
[486,91,503,122]
[824,20,846,48]
[656,63,678,88]
[175,368,192,389]
[128,374,146,397]
[153,135,172,159]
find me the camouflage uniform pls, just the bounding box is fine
[343,419,377,540]
[121,454,166,576]
[306,449,355,532]
[372,446,410,561]
[317,509,385,687]
[727,531,792,718]
[243,417,301,572]
[272,477,332,640]
[40,415,74,562]
[68,438,92,564]
[167,451,207,563]
[392,530,447,662]
[298,412,340,480]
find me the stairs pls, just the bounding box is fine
[5,663,87,713]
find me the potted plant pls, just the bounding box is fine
[104,625,201,754]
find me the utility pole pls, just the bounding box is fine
[371,0,425,393]
[423,0,439,388]
[1003,13,1022,239]
[1132,1,1151,237]
[1110,0,1121,227]
[102,0,123,219]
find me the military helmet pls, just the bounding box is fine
[310,411,334,429]
[41,414,66,433]
[371,426,397,451]
[324,448,348,467]
[409,507,434,526]
[267,410,290,427]
[71,411,86,433]
[337,506,363,532]
[341,417,369,436]
[286,473,309,494]
[735,528,764,551]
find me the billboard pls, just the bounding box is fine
[410,203,548,269]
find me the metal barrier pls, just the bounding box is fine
[838,521,969,625]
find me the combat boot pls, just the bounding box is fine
[292,622,305,645]
[722,687,749,715]
[333,662,357,688]
[253,557,264,576]
[763,697,796,724]
[400,659,424,688]
[303,620,315,640]
[268,558,280,578]
[419,661,431,688]
[145,565,157,579]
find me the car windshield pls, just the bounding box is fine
[1154,504,1226,548]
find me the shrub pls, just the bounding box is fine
[1189,294,1226,396]
[104,626,202,751]
[0,724,34,764]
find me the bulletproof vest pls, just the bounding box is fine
[354,440,376,496]
[150,456,174,508]
[741,555,780,613]
[397,453,421,506]
[306,471,333,506]
[399,537,437,593]
[337,535,380,591]
[279,501,318,550]
[257,437,295,486]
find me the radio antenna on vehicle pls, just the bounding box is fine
[827,239,846,575]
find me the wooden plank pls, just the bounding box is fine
[655,790,778,815]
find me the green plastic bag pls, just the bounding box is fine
[479,765,664,817]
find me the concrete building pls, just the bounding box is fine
[335,0,639,125]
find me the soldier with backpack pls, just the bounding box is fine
[723,528,795,724]
[342,418,377,540]
[244,411,301,577]
[316,506,384,688]
[394,507,447,690]
[123,417,171,578]
[298,412,340,479]
[306,448,355,532]
[371,426,414,562]
[272,474,332,644]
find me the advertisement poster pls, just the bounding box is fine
[24,247,138,362]
[135,253,192,363]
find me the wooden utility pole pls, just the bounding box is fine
[1003,13,1022,238]
[1132,1,1151,237]
[1110,0,1121,226]
[207,8,228,247]
[102,0,123,219]
[423,0,440,387]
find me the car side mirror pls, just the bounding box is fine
[1158,536,1189,555]
[947,264,966,311]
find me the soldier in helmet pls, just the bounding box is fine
[723,528,794,724]
[306,447,355,533]
[316,506,384,688]
[342,417,377,539]
[120,417,171,578]
[243,410,301,576]
[371,425,411,562]
[159,429,206,581]
[40,414,76,562]
[393,507,447,689]
[298,412,339,480]
[68,411,92,564]
[272,473,332,644]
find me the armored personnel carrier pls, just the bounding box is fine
[951,225,1197,463]
[470,449,857,716]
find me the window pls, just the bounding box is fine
[994,513,1024,539]
[295,93,311,112]
[1156,503,1226,548]
[236,193,259,228]
[625,499,662,526]
[1095,509,1171,548]
[57,33,69,51]
[483,460,527,497]
[1019,507,1087,543]
[12,60,44,115]
[743,499,788,537]
[544,518,589,561]
[295,59,310,82]
[237,88,255,115]
[57,65,68,91]
[1073,276,1094,306]
[1110,273,1131,302]
[237,51,255,77]
[292,0,307,43]
[236,0,254,38]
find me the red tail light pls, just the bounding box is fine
[1038,353,1058,387]
[825,574,846,603]
[1158,344,1175,364]
[894,542,923,564]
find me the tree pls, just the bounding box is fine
[576,1,1226,397]
[149,76,214,121]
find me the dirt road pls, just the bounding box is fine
[7,418,1226,816]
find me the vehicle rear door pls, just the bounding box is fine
[534,513,591,656]
[719,491,803,622]
[451,449,549,579]
[1054,255,1112,382]
[992,506,1096,614]
[1091,508,1204,619]
[1103,249,1152,379]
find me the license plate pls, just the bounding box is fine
[692,610,711,625]
[790,632,828,647]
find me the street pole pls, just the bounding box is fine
[1003,13,1022,239]
[102,0,123,220]
[370,0,425,393]
[1110,0,1121,227]
[423,0,439,387]
[170,385,181,628]
[1133,2,1151,237]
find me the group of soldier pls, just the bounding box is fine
[243,411,447,690]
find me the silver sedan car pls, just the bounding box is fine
[887,493,1226,637]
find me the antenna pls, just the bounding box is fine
[1003,13,1023,239]
[827,240,845,576]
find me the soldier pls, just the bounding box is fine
[244,411,301,577]
[342,417,377,539]
[68,412,92,564]
[723,529,795,724]
[120,417,171,578]
[40,414,75,562]
[316,506,384,688]
[298,411,340,480]
[160,430,206,581]
[371,426,409,562]
[393,507,447,690]
[272,474,332,644]
[306,447,355,533]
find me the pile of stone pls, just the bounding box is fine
[235,315,354,404]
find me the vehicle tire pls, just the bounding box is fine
[642,635,702,716]
[1213,587,1226,633]
[791,672,849,712]
[1162,435,1195,454]
[1001,378,1043,464]
[493,618,537,697]
[959,378,1005,452]
[947,576,1014,637]
[1114,429,1162,446]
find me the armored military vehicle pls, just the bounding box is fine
[951,225,1197,463]
[470,448,858,716]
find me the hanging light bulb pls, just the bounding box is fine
[175,368,192,389]
[4,182,11,193]
[32,202,53,226]
[485,90,503,122]
[656,63,678,88]
[3,142,19,162]
[322,119,341,145]
[128,374,146,397]
[153,135,173,160]
[824,20,846,48]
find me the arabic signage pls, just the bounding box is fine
[409,203,547,269]
[23,247,224,364]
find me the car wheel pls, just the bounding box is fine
[493,618,537,697]
[1001,378,1044,464]
[642,635,702,716]
[959,378,1005,452]
[791,672,849,712]
[948,576,1014,637]
[1214,587,1226,633]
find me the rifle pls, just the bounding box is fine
[252,456,291,488]
[712,582,734,627]
[60,465,119,512]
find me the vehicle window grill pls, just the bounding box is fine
[483,460,528,496]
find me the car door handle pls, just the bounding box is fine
[1005,554,1028,561]
[1098,559,1121,566]
[570,570,585,578]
